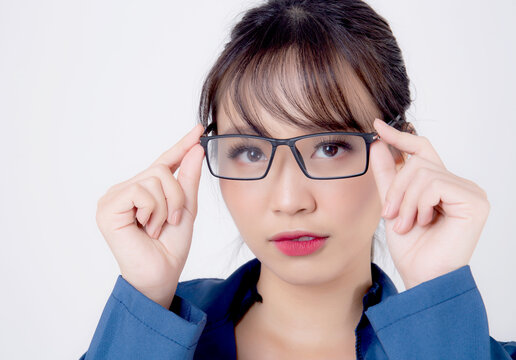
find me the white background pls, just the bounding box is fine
[0,0,515,358]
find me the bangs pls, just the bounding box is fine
[213,43,382,137]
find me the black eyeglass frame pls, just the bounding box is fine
[199,115,402,180]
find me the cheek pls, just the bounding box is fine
[320,173,382,227]
[220,180,262,226]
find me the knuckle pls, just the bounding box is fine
[95,204,102,222]
[477,185,489,200]
[485,199,491,213]
[404,182,419,201]
[479,194,491,212]
[483,197,491,210]
[106,183,120,194]
[141,176,161,189]
[96,194,105,209]
[129,181,142,191]
[96,191,113,211]
[429,177,444,192]
[415,166,432,180]
[461,177,476,188]
[418,135,430,144]
[153,163,172,177]
[128,182,146,198]
[95,201,108,227]
[149,175,161,185]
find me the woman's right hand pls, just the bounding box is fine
[95,124,206,308]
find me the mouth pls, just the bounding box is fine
[270,230,329,256]
[269,230,329,242]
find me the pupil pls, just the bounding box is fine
[323,145,338,157]
[248,149,261,162]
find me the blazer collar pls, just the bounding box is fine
[198,257,399,328]
[191,257,399,358]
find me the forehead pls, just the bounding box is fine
[214,46,381,137]
[216,90,358,138]
[216,103,314,137]
[217,108,352,138]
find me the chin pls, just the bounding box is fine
[270,252,345,284]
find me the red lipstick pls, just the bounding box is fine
[270,231,328,256]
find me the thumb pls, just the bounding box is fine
[369,137,397,209]
[176,144,205,218]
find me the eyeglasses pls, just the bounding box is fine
[199,115,402,180]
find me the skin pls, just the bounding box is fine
[216,102,402,358]
[214,99,489,359]
[97,71,489,357]
[97,29,488,354]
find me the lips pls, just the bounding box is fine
[269,230,329,242]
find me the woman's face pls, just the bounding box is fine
[217,101,384,286]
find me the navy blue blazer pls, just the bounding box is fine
[80,257,516,359]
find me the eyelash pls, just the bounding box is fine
[313,138,353,153]
[226,138,354,159]
[226,144,261,159]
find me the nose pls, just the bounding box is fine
[265,145,316,216]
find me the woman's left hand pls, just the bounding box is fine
[369,118,490,290]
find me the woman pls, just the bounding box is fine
[81,0,515,359]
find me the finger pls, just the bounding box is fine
[151,124,205,174]
[395,173,485,234]
[382,155,447,219]
[101,182,156,235]
[369,135,398,211]
[143,164,186,225]
[391,168,437,234]
[373,118,445,167]
[417,185,441,227]
[137,176,169,239]
[176,144,205,220]
[386,157,480,221]
[135,203,152,227]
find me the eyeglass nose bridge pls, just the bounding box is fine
[200,113,402,180]
[265,139,309,178]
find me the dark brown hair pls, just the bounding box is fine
[198,0,417,164]
[197,0,418,261]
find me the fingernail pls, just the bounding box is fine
[172,209,182,226]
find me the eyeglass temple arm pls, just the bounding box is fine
[202,122,216,136]
[386,114,402,127]
[373,114,402,140]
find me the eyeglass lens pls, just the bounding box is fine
[206,134,367,179]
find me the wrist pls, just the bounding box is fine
[140,287,176,309]
[401,265,465,290]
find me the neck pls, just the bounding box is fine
[252,255,372,349]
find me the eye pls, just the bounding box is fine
[312,140,353,159]
[227,145,268,163]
